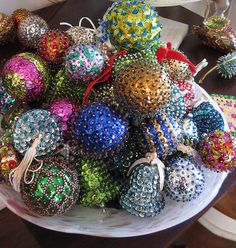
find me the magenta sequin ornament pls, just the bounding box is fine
[49,99,78,131]
[174,79,195,112]
[65,44,105,83]
[199,130,236,172]
[1,52,51,102]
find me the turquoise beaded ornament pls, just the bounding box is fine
[120,153,165,217]
[11,109,63,192]
[13,109,62,156]
[192,101,224,138]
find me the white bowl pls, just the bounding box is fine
[0,83,228,237]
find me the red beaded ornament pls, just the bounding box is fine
[37,30,73,64]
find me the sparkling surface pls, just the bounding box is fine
[17,15,49,49]
[0,12,15,45]
[49,99,78,131]
[0,145,19,181]
[192,101,225,138]
[2,53,51,102]
[13,109,62,156]
[120,162,165,217]
[12,9,31,25]
[0,79,15,115]
[46,68,86,104]
[106,0,162,51]
[73,101,129,158]
[157,85,187,120]
[174,79,195,112]
[165,154,205,202]
[37,30,73,64]
[21,157,79,216]
[114,61,172,115]
[140,114,183,159]
[199,130,236,172]
[66,26,96,46]
[65,44,105,82]
[76,157,120,207]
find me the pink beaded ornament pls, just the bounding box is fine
[199,130,236,172]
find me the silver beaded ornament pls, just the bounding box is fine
[17,15,49,48]
[164,154,205,202]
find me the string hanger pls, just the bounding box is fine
[127,151,165,191]
[60,16,97,33]
[9,134,43,192]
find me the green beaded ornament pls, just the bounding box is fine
[76,157,120,207]
[21,157,80,216]
[46,69,86,105]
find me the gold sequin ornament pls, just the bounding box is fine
[114,62,172,115]
[0,12,15,45]
[12,8,31,26]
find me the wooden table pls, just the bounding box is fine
[1,0,236,247]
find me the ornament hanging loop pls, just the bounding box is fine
[127,151,165,191]
[9,134,42,192]
[78,17,97,32]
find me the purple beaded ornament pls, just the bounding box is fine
[49,99,78,132]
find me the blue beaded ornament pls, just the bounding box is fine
[13,109,62,156]
[164,154,205,202]
[192,101,224,138]
[120,162,165,217]
[0,79,15,115]
[73,101,129,158]
[140,114,183,159]
[157,85,187,120]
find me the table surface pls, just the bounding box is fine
[1,0,236,247]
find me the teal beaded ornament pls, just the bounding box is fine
[200,51,236,82]
[76,157,120,207]
[20,157,80,216]
[120,152,165,217]
[10,109,62,192]
[13,109,62,156]
[192,101,225,138]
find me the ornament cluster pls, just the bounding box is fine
[0,1,235,219]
